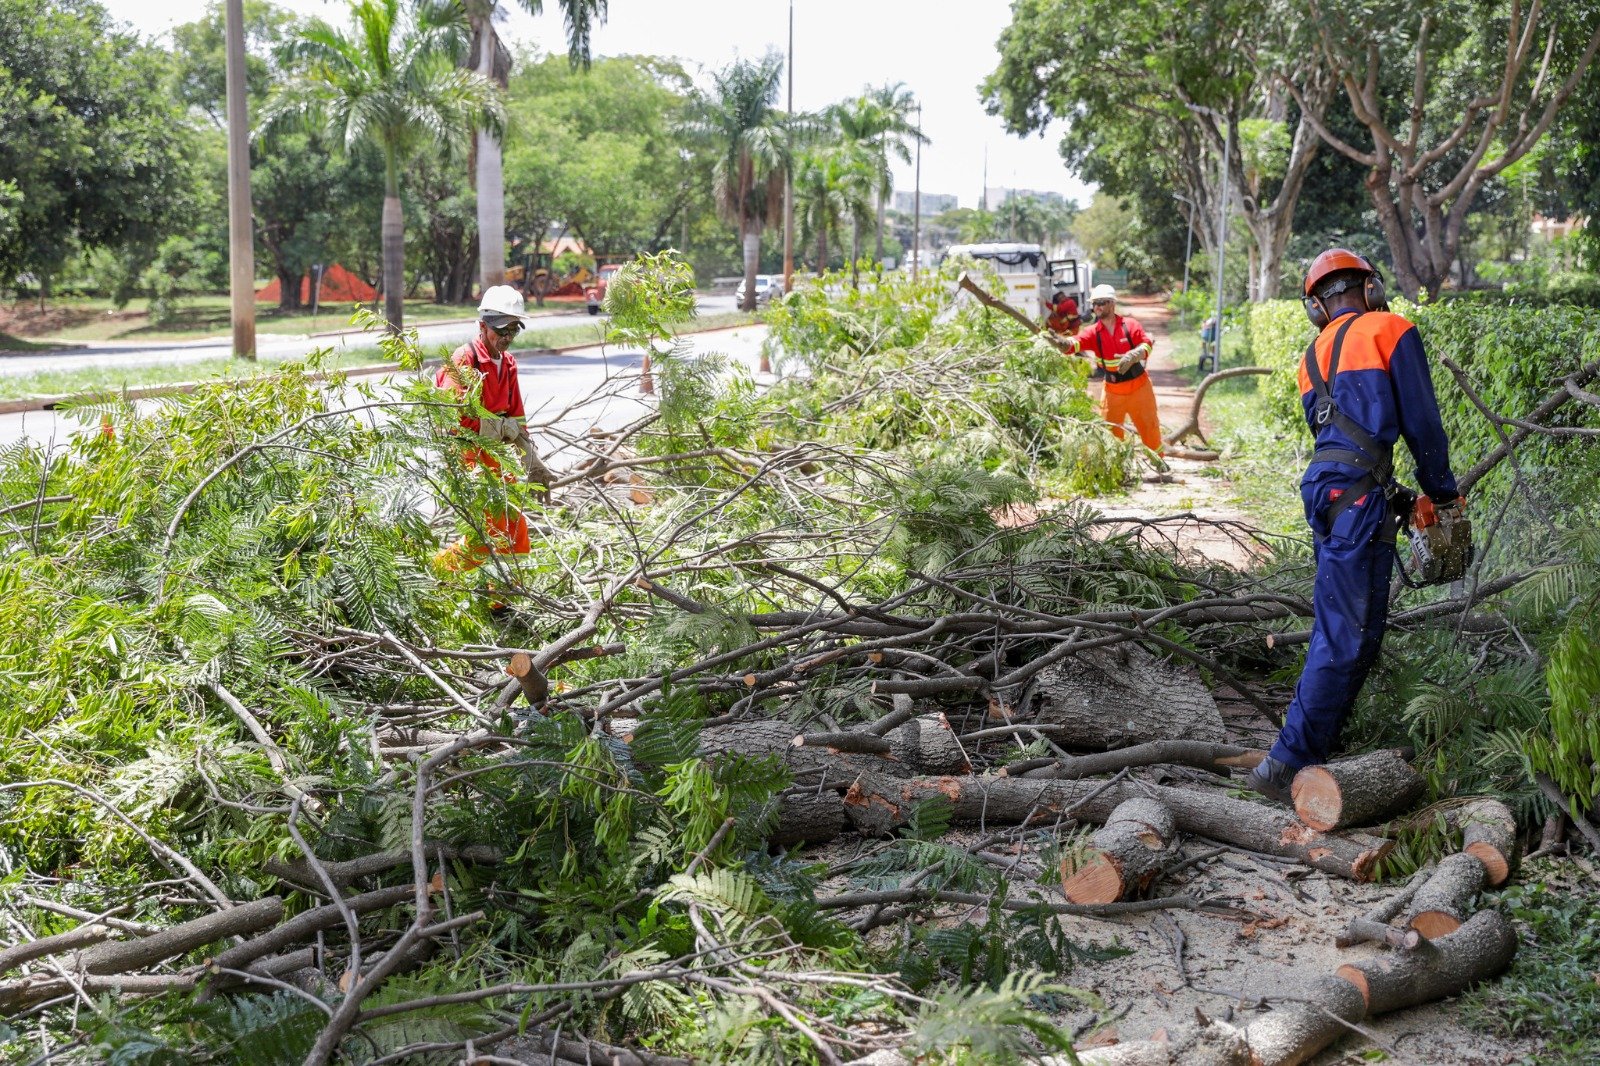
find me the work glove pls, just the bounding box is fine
[497,417,523,445]
[516,429,555,493]
[1115,343,1150,373]
[477,414,506,442]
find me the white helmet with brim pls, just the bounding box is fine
[1090,283,1118,303]
[479,284,531,327]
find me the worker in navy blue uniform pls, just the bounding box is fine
[1248,249,1466,802]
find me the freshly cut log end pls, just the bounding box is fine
[1239,974,1367,1066]
[1062,798,1176,904]
[1455,799,1519,886]
[1403,852,1486,940]
[1335,908,1517,1015]
[1291,750,1425,831]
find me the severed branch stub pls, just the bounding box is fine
[506,652,550,709]
[1335,909,1517,1015]
[1292,749,1425,831]
[1401,852,1488,939]
[1451,798,1520,886]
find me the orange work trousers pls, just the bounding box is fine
[435,447,530,573]
[1101,379,1164,454]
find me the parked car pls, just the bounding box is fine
[735,274,781,306]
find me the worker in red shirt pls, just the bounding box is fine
[433,285,554,572]
[1064,284,1162,455]
[1043,290,1082,338]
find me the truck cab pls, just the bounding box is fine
[943,242,1089,318]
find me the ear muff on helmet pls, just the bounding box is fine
[1303,293,1331,330]
[1302,248,1386,327]
[1363,269,1388,312]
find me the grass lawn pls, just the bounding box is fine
[0,295,579,345]
[1165,318,1307,535]
[0,311,761,403]
[0,332,52,353]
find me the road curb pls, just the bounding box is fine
[0,320,761,417]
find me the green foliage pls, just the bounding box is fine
[904,971,1082,1065]
[1464,879,1600,1064]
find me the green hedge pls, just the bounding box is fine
[1245,298,1600,501]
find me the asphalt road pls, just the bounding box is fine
[0,323,771,450]
[0,292,743,379]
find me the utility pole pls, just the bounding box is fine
[911,101,922,282]
[1212,118,1233,369]
[224,0,255,359]
[781,0,795,296]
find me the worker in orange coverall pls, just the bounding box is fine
[1064,283,1162,455]
[433,285,554,572]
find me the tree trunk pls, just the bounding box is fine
[874,185,885,264]
[1024,644,1227,749]
[474,21,505,294]
[1290,750,1424,831]
[850,217,861,288]
[381,172,405,331]
[1061,797,1176,904]
[276,267,303,313]
[835,771,1392,880]
[1402,852,1486,939]
[740,224,760,312]
[1452,799,1519,886]
[1334,909,1516,1015]
[1235,973,1368,1066]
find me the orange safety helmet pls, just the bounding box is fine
[1302,248,1387,328]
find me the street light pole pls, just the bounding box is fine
[911,102,922,282]
[224,0,255,360]
[781,0,794,296]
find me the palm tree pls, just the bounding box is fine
[270,0,502,330]
[794,144,874,273]
[691,53,787,313]
[465,0,605,292]
[832,84,925,266]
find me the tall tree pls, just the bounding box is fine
[1287,0,1600,298]
[268,0,501,329]
[985,0,1331,301]
[793,143,875,273]
[0,0,201,300]
[691,53,788,312]
[831,84,926,266]
[465,0,605,294]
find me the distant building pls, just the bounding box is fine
[892,191,959,216]
[986,187,1069,209]
[1531,214,1587,241]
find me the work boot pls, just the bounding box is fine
[1246,756,1296,804]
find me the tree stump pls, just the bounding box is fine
[1291,750,1424,831]
[1025,644,1226,748]
[1452,799,1519,886]
[1062,798,1176,904]
[1334,909,1517,1015]
[1401,852,1486,939]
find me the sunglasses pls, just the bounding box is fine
[489,322,522,338]
[1091,299,1114,307]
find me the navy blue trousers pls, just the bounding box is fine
[1269,479,1395,770]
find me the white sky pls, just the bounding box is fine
[102,0,1095,211]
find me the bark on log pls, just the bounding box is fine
[770,789,847,846]
[1237,974,1368,1066]
[1451,799,1519,886]
[1334,909,1517,1015]
[1026,645,1226,748]
[1062,798,1177,904]
[209,885,416,978]
[697,714,968,786]
[1076,1024,1251,1066]
[1340,917,1424,951]
[74,897,284,976]
[835,772,1391,880]
[265,843,504,888]
[1019,741,1264,780]
[0,922,115,977]
[1401,852,1487,939]
[1291,751,1424,831]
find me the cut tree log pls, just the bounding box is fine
[1334,908,1517,1015]
[697,714,969,786]
[1401,852,1487,939]
[1291,751,1424,831]
[1025,645,1227,748]
[1236,973,1369,1066]
[1063,798,1177,904]
[771,789,847,846]
[1018,741,1265,780]
[0,922,116,977]
[506,652,549,708]
[1075,1022,1251,1066]
[1339,917,1424,951]
[1451,799,1519,886]
[835,772,1392,880]
[1335,862,1433,948]
[74,896,284,976]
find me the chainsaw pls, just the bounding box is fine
[1390,487,1474,588]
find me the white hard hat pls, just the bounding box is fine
[478,284,530,323]
[1090,283,1118,302]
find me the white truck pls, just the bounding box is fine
[943,242,1089,318]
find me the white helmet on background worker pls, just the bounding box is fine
[1090,283,1118,304]
[478,285,531,328]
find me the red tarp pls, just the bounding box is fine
[255,263,377,305]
